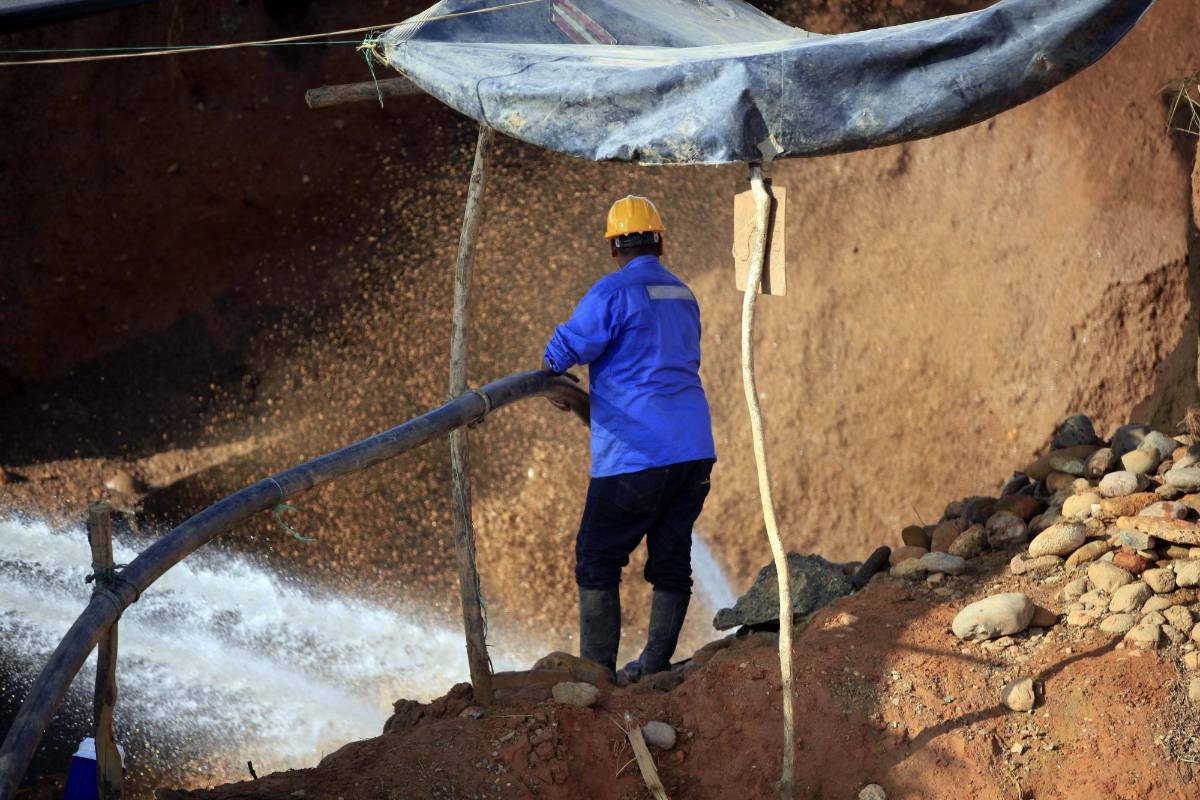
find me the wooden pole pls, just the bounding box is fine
[86,503,123,800]
[448,124,496,704]
[304,77,422,110]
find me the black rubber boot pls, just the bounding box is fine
[579,587,621,676]
[624,590,690,681]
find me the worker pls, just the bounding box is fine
[543,195,716,683]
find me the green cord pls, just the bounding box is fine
[272,503,317,543]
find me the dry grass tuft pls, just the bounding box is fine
[1162,72,1200,137]
[1181,406,1200,440]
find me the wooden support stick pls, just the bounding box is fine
[448,124,496,704]
[741,165,795,800]
[87,503,123,800]
[304,77,422,109]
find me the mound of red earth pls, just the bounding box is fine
[162,415,1200,800]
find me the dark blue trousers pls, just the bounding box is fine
[574,459,714,595]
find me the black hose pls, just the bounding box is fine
[0,370,587,799]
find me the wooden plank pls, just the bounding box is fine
[733,179,786,296]
[304,77,422,109]
[87,503,123,800]
[448,125,496,704]
[627,725,669,800]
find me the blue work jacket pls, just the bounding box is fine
[544,255,716,477]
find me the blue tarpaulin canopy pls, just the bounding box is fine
[0,0,151,31]
[379,0,1155,165]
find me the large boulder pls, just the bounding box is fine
[713,553,852,631]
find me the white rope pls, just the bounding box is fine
[741,163,795,800]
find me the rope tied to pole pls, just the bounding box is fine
[740,163,796,800]
[85,564,140,612]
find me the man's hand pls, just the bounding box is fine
[546,369,579,412]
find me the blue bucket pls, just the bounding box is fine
[62,737,125,800]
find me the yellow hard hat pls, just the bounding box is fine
[605,195,666,240]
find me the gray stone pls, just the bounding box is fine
[1085,448,1117,479]
[1108,582,1152,614]
[1176,560,1200,588]
[1057,577,1090,603]
[1052,415,1098,450]
[963,497,999,525]
[1166,468,1200,492]
[943,499,966,519]
[1139,501,1189,519]
[641,721,676,750]
[552,682,600,707]
[1062,492,1100,520]
[1088,561,1136,593]
[1142,568,1176,594]
[1112,423,1151,458]
[1046,472,1077,495]
[1124,621,1162,649]
[1049,451,1089,477]
[892,552,966,578]
[1079,589,1107,608]
[952,593,1035,641]
[1117,529,1155,550]
[999,474,1031,498]
[1010,553,1062,576]
[1028,507,1064,536]
[1140,611,1167,627]
[1164,625,1187,645]
[1156,485,1184,500]
[1141,431,1180,462]
[714,553,852,631]
[1066,609,1097,627]
[1142,595,1174,614]
[858,785,887,800]
[1163,605,1193,632]
[1028,522,1086,558]
[1121,449,1160,476]
[1099,471,1146,498]
[1001,677,1036,712]
[1100,613,1137,634]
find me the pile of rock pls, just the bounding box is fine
[898,414,1200,660]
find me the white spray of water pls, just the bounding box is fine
[0,516,544,783]
[692,531,736,613]
[0,516,740,791]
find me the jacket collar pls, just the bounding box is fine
[621,254,661,270]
